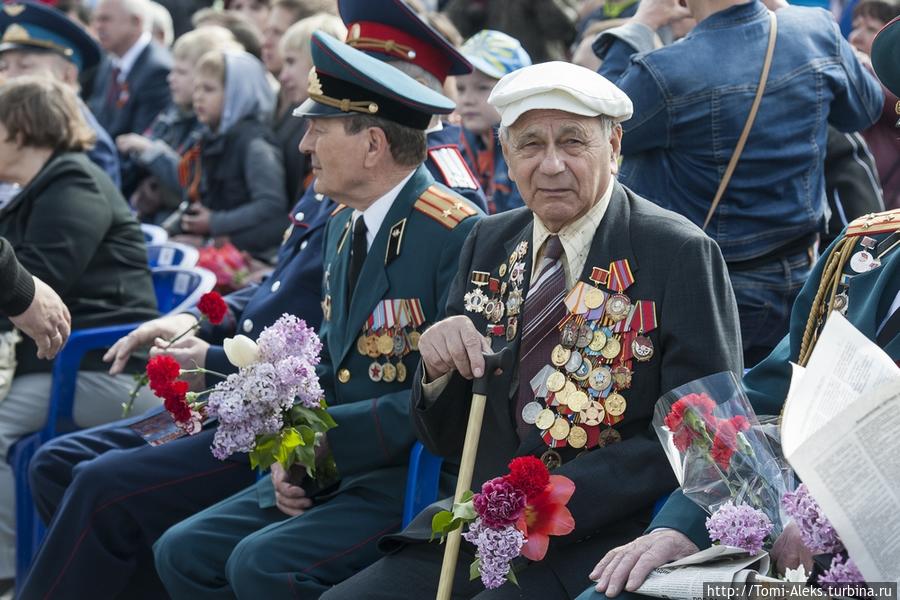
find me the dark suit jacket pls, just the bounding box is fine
[88,42,172,141]
[391,182,743,596]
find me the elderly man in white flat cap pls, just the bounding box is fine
[322,61,743,600]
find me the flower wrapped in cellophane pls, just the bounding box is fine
[653,371,790,547]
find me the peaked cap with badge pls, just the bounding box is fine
[0,1,100,71]
[873,15,900,99]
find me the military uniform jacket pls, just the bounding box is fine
[312,164,481,499]
[652,209,900,550]
[392,183,742,595]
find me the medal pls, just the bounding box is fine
[589,366,612,391]
[833,292,849,315]
[549,417,571,440]
[545,371,566,393]
[365,335,380,358]
[396,362,407,382]
[605,392,627,417]
[499,263,507,277]
[463,288,488,313]
[611,365,632,389]
[582,402,605,426]
[573,358,592,381]
[599,427,622,446]
[368,362,383,382]
[567,425,587,449]
[356,335,368,355]
[516,240,528,258]
[408,331,421,351]
[521,401,543,425]
[535,408,556,430]
[377,334,394,356]
[631,335,654,362]
[584,287,606,310]
[560,321,578,348]
[849,250,876,273]
[564,350,583,373]
[575,323,593,348]
[506,317,518,341]
[490,299,505,323]
[600,336,621,360]
[551,344,571,367]
[506,289,523,316]
[540,449,561,470]
[606,294,631,322]
[567,390,589,411]
[381,363,397,383]
[589,266,609,287]
[392,333,406,355]
[589,329,608,352]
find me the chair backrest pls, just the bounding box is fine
[152,266,217,315]
[141,223,168,244]
[146,241,200,268]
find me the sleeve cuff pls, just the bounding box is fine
[646,489,712,551]
[420,370,452,405]
[7,269,35,317]
[594,22,659,57]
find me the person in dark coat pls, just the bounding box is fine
[0,77,157,587]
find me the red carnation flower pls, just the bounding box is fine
[506,456,550,499]
[197,291,228,325]
[672,426,697,452]
[709,418,743,470]
[473,477,527,528]
[146,355,180,393]
[665,393,717,431]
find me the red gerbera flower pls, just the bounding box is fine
[197,291,228,325]
[506,456,550,499]
[516,474,575,561]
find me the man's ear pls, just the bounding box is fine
[363,126,389,168]
[498,131,516,183]
[609,124,623,175]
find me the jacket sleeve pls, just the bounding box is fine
[0,237,34,316]
[132,67,171,137]
[13,168,113,296]
[140,139,185,192]
[208,137,288,238]
[827,19,883,133]
[328,216,481,478]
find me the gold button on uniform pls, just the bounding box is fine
[338,368,351,383]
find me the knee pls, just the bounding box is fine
[225,533,273,596]
[153,520,195,580]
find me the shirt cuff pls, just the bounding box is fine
[595,21,659,57]
[421,370,452,401]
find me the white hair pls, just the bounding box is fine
[147,1,174,46]
[117,0,154,32]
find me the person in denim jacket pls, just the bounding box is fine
[594,0,883,366]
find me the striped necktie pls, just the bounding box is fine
[515,235,566,439]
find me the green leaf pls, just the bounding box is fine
[431,511,453,540]
[451,499,476,522]
[459,490,474,503]
[507,567,519,587]
[469,558,481,581]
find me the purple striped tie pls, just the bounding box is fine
[515,235,566,439]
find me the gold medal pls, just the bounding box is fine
[550,344,572,367]
[546,370,566,393]
[377,334,394,356]
[549,417,570,440]
[584,287,605,309]
[567,390,589,412]
[611,365,632,389]
[567,425,587,448]
[554,385,570,406]
[535,408,555,430]
[499,263,507,277]
[356,335,368,355]
[589,329,607,352]
[408,331,421,351]
[396,362,407,383]
[605,392,627,417]
[365,334,380,358]
[582,402,605,426]
[589,366,612,391]
[600,336,621,360]
[381,363,397,383]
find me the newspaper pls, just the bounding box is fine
[634,546,770,600]
[782,313,900,584]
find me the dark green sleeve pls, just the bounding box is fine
[0,236,34,316]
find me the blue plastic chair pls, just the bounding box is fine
[402,442,443,527]
[146,241,200,269]
[8,266,216,584]
[140,223,168,245]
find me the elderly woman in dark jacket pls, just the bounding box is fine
[0,77,159,585]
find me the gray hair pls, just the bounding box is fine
[384,59,443,94]
[118,0,153,32]
[498,114,616,144]
[147,1,173,46]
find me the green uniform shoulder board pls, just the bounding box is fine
[846,209,900,237]
[413,185,477,229]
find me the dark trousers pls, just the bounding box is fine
[320,520,645,600]
[20,408,255,600]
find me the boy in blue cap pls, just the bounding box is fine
[456,29,531,214]
[152,31,482,599]
[0,1,120,187]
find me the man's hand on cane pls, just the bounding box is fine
[419,315,492,381]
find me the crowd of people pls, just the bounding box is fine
[0,0,895,598]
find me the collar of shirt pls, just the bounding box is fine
[531,178,614,288]
[352,169,416,249]
[425,119,444,135]
[112,31,151,81]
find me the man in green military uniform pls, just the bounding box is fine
[153,31,482,599]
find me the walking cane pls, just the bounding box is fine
[436,347,513,600]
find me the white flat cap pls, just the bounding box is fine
[488,61,633,127]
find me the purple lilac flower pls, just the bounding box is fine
[818,554,866,595]
[462,518,525,589]
[206,315,324,459]
[705,501,773,554]
[782,484,843,554]
[473,477,527,529]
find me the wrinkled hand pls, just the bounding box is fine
[10,276,71,360]
[633,0,692,30]
[103,313,198,375]
[271,463,312,517]
[419,315,492,381]
[590,529,699,597]
[181,204,212,235]
[149,336,209,390]
[771,521,814,574]
[116,133,152,155]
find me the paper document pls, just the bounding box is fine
[635,547,769,600]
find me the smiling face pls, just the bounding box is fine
[455,70,502,135]
[501,109,621,232]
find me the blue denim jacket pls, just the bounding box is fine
[596,1,883,262]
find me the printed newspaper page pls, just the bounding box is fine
[634,547,769,600]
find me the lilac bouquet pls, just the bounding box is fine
[705,501,774,554]
[782,484,866,592]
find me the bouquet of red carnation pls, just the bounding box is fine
[197,242,250,293]
[431,457,575,589]
[123,291,228,416]
[653,371,790,541]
